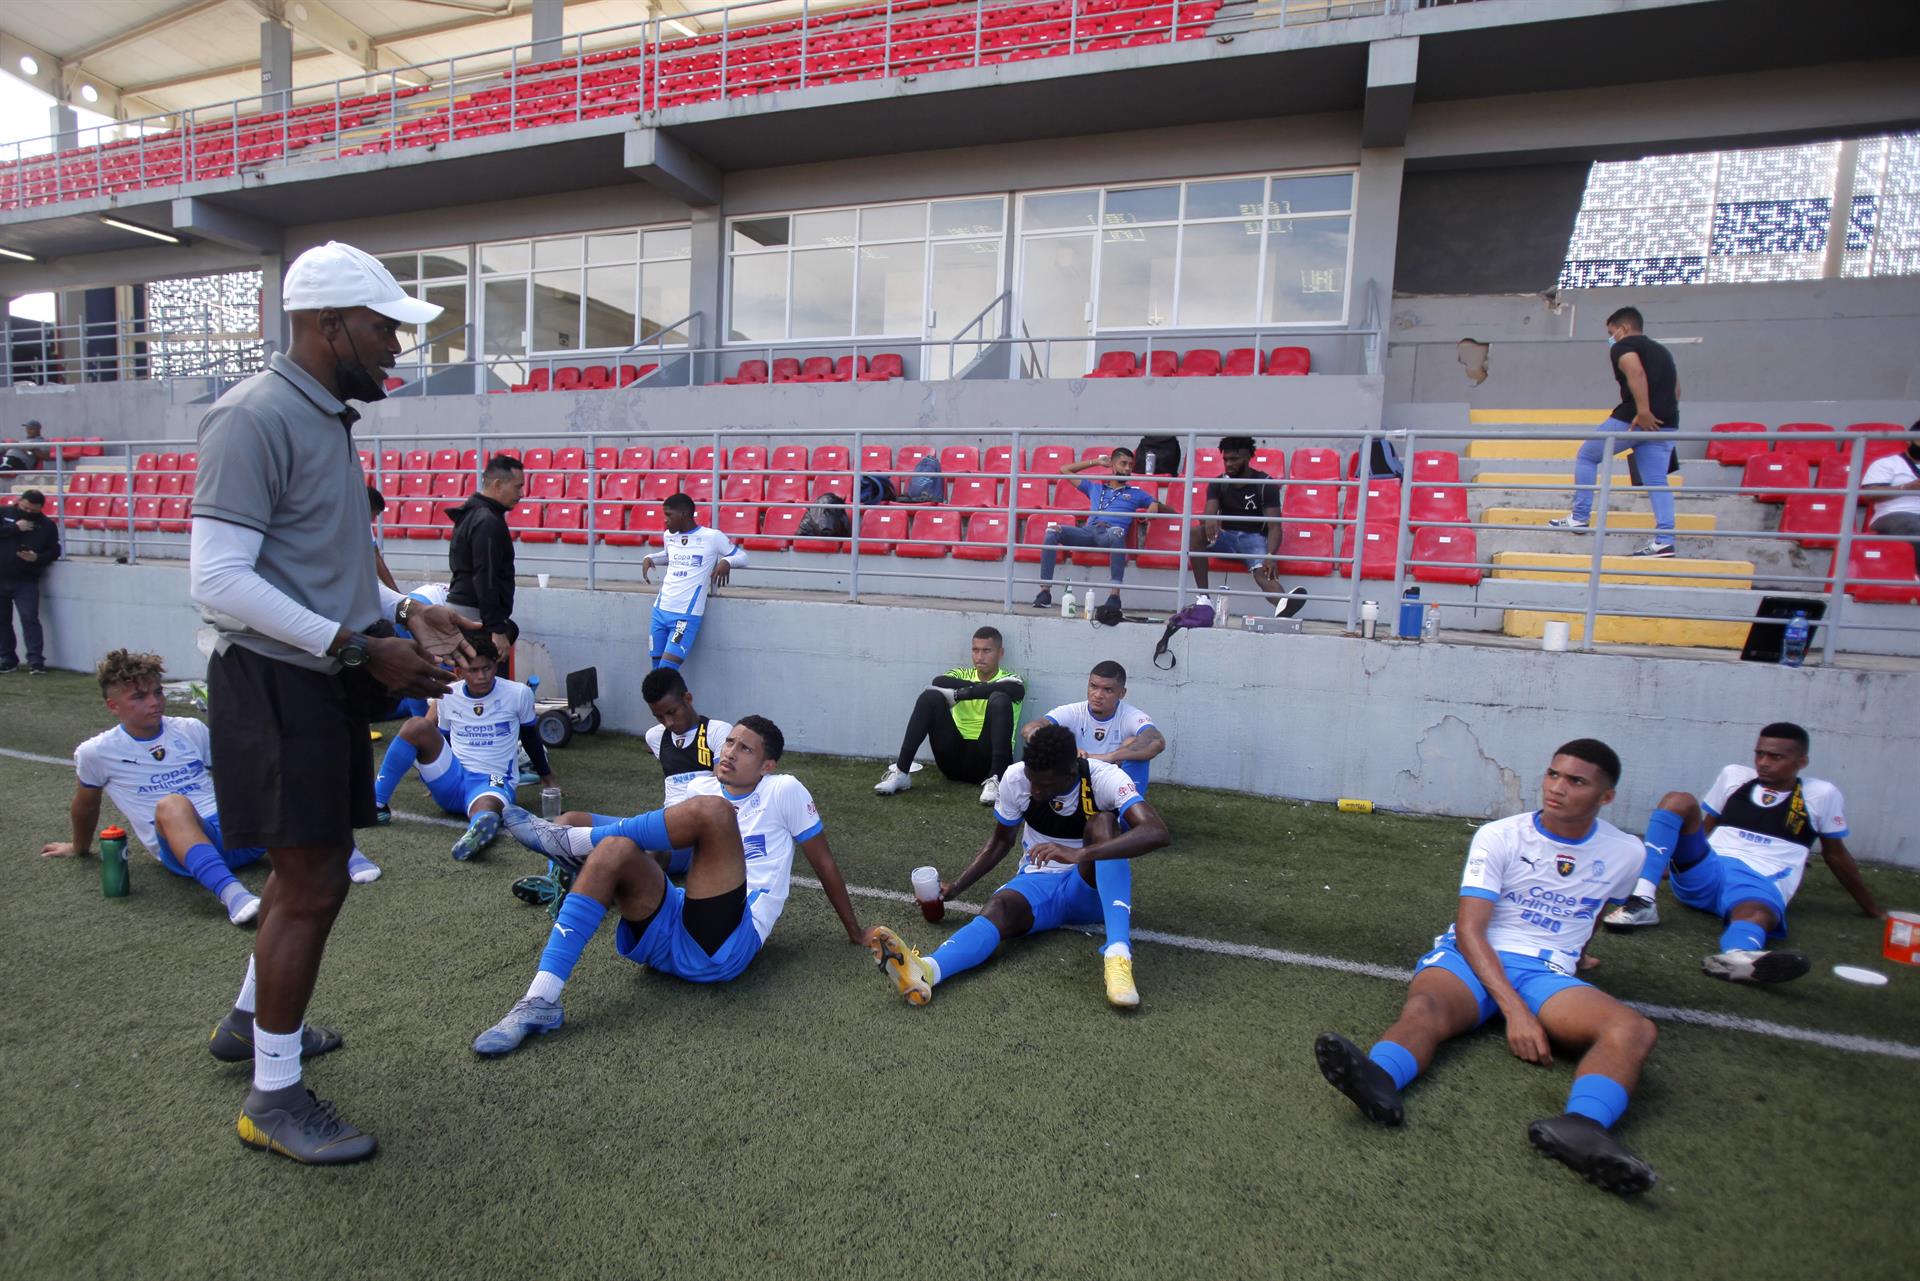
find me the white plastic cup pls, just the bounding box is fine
[1360,599,1379,639]
[911,865,944,922]
[1542,620,1571,652]
[537,572,551,588]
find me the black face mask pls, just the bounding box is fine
[328,321,388,404]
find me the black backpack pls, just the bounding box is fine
[797,493,850,538]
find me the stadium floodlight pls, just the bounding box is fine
[80,84,99,104]
[100,217,182,244]
[0,246,35,262]
[18,56,38,77]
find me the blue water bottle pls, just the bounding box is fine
[1396,586,1423,639]
[1779,612,1810,668]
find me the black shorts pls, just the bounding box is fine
[206,643,377,849]
[623,881,749,957]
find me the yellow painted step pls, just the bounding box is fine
[1467,439,1586,460]
[1491,551,1752,589]
[1502,610,1751,649]
[1482,507,1717,532]
[1468,409,1609,426]
[1474,472,1684,490]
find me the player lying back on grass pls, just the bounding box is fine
[1314,739,1662,1197]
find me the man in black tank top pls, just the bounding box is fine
[863,724,1170,1010]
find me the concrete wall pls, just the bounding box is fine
[32,560,1920,868]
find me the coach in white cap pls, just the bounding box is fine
[188,241,473,1165]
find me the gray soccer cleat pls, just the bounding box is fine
[500,805,587,873]
[209,1010,343,1063]
[1602,896,1660,931]
[236,1085,378,1164]
[472,996,565,1056]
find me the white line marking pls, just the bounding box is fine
[3,747,1913,1062]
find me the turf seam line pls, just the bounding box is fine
[4,747,1913,1062]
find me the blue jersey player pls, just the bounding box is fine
[1314,740,1663,1197]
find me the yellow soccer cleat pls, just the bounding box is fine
[865,925,933,1006]
[1104,951,1140,1010]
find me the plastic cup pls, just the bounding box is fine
[911,865,944,923]
[540,786,564,820]
[537,573,551,589]
[1542,620,1571,652]
[1360,600,1379,639]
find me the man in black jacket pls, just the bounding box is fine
[1,488,60,674]
[447,454,525,654]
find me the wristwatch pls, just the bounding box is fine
[395,595,416,629]
[329,631,373,668]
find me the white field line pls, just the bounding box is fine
[4,746,1914,1062]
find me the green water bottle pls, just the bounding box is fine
[100,825,130,898]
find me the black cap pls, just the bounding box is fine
[21,419,40,430]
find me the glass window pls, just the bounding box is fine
[583,265,637,349]
[1022,190,1099,231]
[1265,218,1349,323]
[1185,178,1266,221]
[482,278,527,355]
[533,238,583,270]
[644,227,691,260]
[933,197,1005,237]
[530,270,581,350]
[856,243,926,336]
[790,246,855,337]
[1096,225,1177,328]
[1270,174,1354,215]
[480,241,530,275]
[732,217,789,252]
[1105,185,1179,225]
[641,260,692,340]
[729,253,786,341]
[1177,220,1261,326]
[378,253,416,283]
[421,247,469,278]
[793,210,856,247]
[423,284,469,364]
[861,204,927,242]
[587,233,636,265]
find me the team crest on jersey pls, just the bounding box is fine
[1555,855,1576,877]
[149,746,166,762]
[1052,795,1074,815]
[1094,728,1107,742]
[474,704,486,716]
[679,535,689,545]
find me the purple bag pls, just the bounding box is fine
[1152,599,1215,669]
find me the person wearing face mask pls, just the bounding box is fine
[190,241,477,1164]
[1859,420,1920,575]
[1548,306,1682,558]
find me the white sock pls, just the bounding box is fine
[252,1024,304,1093]
[348,849,382,883]
[234,954,256,1014]
[218,881,253,910]
[1103,942,1132,959]
[1633,878,1658,901]
[565,827,594,859]
[924,956,943,986]
[526,971,565,1003]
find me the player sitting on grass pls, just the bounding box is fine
[866,722,1170,1010]
[1602,721,1880,983]
[508,666,731,906]
[44,648,379,925]
[1313,740,1661,1197]
[473,715,865,1056]
[370,632,554,861]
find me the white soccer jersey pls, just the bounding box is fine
[1045,699,1158,789]
[645,718,733,806]
[1450,811,1642,975]
[73,717,219,857]
[993,759,1142,875]
[406,582,450,606]
[1703,765,1848,900]
[686,772,822,941]
[648,526,744,617]
[434,677,537,783]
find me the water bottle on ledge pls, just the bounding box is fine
[1422,603,1440,642]
[1780,611,1810,667]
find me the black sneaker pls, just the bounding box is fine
[1031,590,1052,609]
[1276,586,1308,619]
[236,1085,378,1164]
[373,803,392,826]
[1313,1031,1404,1126]
[1527,1113,1658,1196]
[27,664,47,675]
[0,661,17,675]
[510,874,561,907]
[208,1010,344,1063]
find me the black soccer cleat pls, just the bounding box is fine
[1527,1113,1658,1196]
[1314,1032,1404,1127]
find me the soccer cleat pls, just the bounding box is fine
[1602,896,1659,930]
[501,806,587,874]
[347,850,382,884]
[450,810,502,862]
[873,764,912,796]
[511,873,562,907]
[209,1011,343,1064]
[1276,586,1308,618]
[1104,951,1140,1009]
[1545,516,1588,531]
[1313,1032,1405,1127]
[472,996,564,1056]
[373,803,392,826]
[1030,590,1052,609]
[1629,540,1676,558]
[978,775,999,807]
[1702,947,1811,984]
[1527,1114,1658,1196]
[236,1085,377,1165]
[226,891,262,926]
[866,925,934,1006]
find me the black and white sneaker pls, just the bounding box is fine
[1702,947,1810,984]
[1527,1113,1658,1196]
[0,661,18,675]
[1276,586,1308,619]
[1602,896,1659,931]
[1629,540,1676,558]
[1313,1032,1404,1126]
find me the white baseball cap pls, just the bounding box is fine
[283,241,443,325]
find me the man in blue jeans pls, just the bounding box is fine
[1032,446,1165,612]
[1549,306,1681,558]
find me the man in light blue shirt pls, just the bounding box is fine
[1032,447,1165,613]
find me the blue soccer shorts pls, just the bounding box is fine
[154,809,267,877]
[997,867,1104,935]
[649,607,705,667]
[1414,936,1591,1026]
[1671,852,1791,937]
[614,883,764,982]
[417,748,513,818]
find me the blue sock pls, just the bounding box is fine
[1639,808,1684,886]
[374,738,418,806]
[1720,919,1767,953]
[589,808,670,851]
[1565,1074,1631,1129]
[927,916,1003,983]
[1367,1040,1420,1091]
[1675,828,1711,872]
[536,894,609,985]
[588,813,620,825]
[1095,859,1132,954]
[181,842,241,901]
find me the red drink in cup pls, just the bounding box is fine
[911,865,944,923]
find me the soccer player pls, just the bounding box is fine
[642,492,747,670]
[1313,740,1660,1197]
[370,632,554,860]
[1601,722,1879,983]
[1187,436,1307,617]
[44,650,382,926]
[874,625,1024,805]
[866,722,1170,1010]
[474,715,864,1055]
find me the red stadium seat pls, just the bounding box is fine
[1085,351,1139,379]
[860,444,894,474]
[1277,522,1336,576]
[1742,451,1810,504]
[159,497,193,534]
[955,512,1012,561]
[937,446,978,477]
[1284,482,1340,521]
[581,366,612,390]
[603,501,650,547]
[1344,479,1401,523]
[401,499,444,539]
[619,446,653,473]
[1409,485,1468,524]
[1174,348,1221,377]
[1707,421,1769,466]
[1339,521,1401,579]
[771,445,809,472]
[690,446,727,474]
[507,500,542,537]
[1222,348,1261,376]
[810,474,852,502]
[431,448,459,471]
[628,502,667,545]
[683,477,715,504]
[1289,447,1340,481]
[746,505,803,552]
[1833,539,1920,604]
[404,449,431,472]
[157,473,185,496]
[984,446,1017,474]
[523,448,553,471]
[732,445,768,475]
[133,496,162,532]
[1776,422,1839,465]
[770,358,804,383]
[724,360,769,385]
[547,503,588,545]
[1029,445,1075,474]
[589,501,627,542]
[1411,526,1481,585]
[811,446,850,473]
[858,353,906,381]
[1135,515,1185,570]
[1265,346,1310,376]
[948,477,1003,510]
[793,356,836,382]
[1779,494,1849,549]
[1015,513,1055,564]
[656,446,691,474]
[722,475,765,503]
[553,366,584,391]
[857,507,908,554]
[1409,451,1461,483]
[431,473,467,499]
[715,502,760,547]
[555,447,586,471]
[1144,350,1179,377]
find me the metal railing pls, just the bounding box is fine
[3,312,265,385]
[18,420,1919,663]
[0,0,1440,213]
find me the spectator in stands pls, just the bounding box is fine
[1860,420,1920,565]
[875,625,1024,806]
[1032,447,1166,613]
[0,487,60,674]
[2,420,50,472]
[1189,436,1307,618]
[447,454,525,656]
[367,483,398,592]
[1548,306,1682,558]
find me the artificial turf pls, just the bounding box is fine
[2,670,1916,1281]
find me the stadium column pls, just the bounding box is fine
[1351,37,1416,341]
[48,102,78,153]
[687,205,725,386]
[532,0,564,63]
[260,19,294,117]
